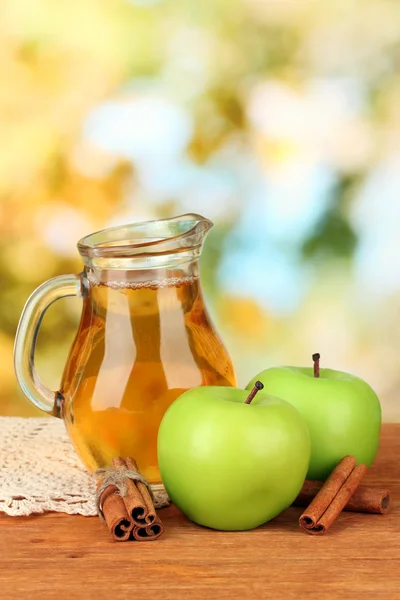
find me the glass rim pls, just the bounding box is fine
[77,213,213,259]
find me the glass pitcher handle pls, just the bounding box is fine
[14,274,85,418]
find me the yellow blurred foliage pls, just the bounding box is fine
[217,295,270,339]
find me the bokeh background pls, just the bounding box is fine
[1,0,399,420]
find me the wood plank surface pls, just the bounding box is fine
[0,423,399,600]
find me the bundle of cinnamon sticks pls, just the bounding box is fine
[295,455,390,535]
[96,457,164,542]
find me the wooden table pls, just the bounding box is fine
[0,424,399,600]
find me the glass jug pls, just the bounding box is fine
[14,214,236,488]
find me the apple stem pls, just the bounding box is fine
[245,381,264,404]
[313,353,320,378]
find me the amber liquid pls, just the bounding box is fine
[61,273,236,484]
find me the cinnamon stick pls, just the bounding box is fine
[131,518,165,541]
[300,455,356,530]
[96,482,133,542]
[125,457,156,525]
[112,457,152,526]
[294,480,391,514]
[299,456,367,535]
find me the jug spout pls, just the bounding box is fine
[177,213,213,249]
[77,213,213,271]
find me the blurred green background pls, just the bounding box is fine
[1,0,399,420]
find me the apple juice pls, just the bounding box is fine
[60,273,236,485]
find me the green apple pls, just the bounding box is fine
[246,357,381,481]
[158,384,310,531]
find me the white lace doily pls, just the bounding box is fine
[0,417,169,517]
